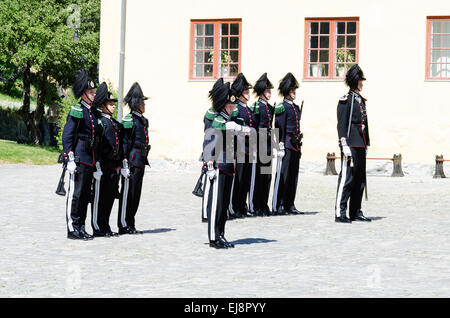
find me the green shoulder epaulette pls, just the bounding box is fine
[205,108,218,121]
[121,113,134,129]
[69,103,83,119]
[231,103,239,117]
[274,102,285,115]
[211,115,227,130]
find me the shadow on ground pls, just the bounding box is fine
[142,228,176,234]
[231,237,277,245]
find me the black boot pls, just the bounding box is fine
[209,239,228,249]
[67,230,89,240]
[219,235,235,248]
[287,206,305,215]
[335,215,352,223]
[351,211,371,222]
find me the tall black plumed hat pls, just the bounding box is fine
[345,64,366,90]
[278,72,299,96]
[72,70,97,99]
[124,82,148,110]
[253,72,274,96]
[230,73,252,98]
[209,78,233,112]
[93,82,108,108]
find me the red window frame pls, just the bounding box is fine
[303,17,360,80]
[189,19,242,80]
[426,16,450,80]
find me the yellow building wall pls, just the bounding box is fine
[100,0,450,163]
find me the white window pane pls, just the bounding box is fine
[194,64,203,77]
[335,64,345,77]
[195,24,204,36]
[443,35,450,48]
[431,21,441,33]
[194,51,203,63]
[442,50,450,63]
[431,50,441,63]
[195,38,203,49]
[443,64,450,77]
[443,21,450,33]
[319,64,329,77]
[309,64,318,77]
[430,64,441,77]
[432,35,441,48]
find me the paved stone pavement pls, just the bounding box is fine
[0,163,449,298]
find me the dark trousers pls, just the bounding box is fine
[65,163,93,233]
[92,169,120,233]
[205,171,233,241]
[229,161,252,214]
[253,158,272,212]
[48,123,58,147]
[335,147,366,218]
[118,166,145,229]
[272,149,300,211]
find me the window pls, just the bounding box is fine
[190,19,241,80]
[304,18,359,80]
[426,17,450,80]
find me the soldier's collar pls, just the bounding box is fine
[220,111,230,121]
[80,100,91,109]
[258,98,267,105]
[283,98,293,105]
[132,110,143,117]
[237,100,247,107]
[101,113,111,119]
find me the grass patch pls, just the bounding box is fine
[0,92,37,110]
[0,139,60,165]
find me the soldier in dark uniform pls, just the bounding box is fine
[62,70,100,240]
[228,73,258,218]
[118,82,151,234]
[203,78,251,249]
[91,82,121,237]
[251,73,274,217]
[272,72,304,216]
[335,64,371,223]
[201,87,220,223]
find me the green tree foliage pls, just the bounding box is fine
[0,0,100,144]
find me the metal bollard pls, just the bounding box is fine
[324,152,338,175]
[433,155,446,178]
[391,154,405,177]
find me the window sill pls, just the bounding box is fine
[424,79,450,82]
[302,78,344,82]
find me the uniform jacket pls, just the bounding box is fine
[204,110,245,176]
[62,99,100,166]
[98,113,122,171]
[235,100,257,155]
[202,107,218,165]
[252,98,274,157]
[121,111,150,169]
[274,98,302,152]
[337,91,370,148]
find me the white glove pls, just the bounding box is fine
[277,142,285,158]
[206,161,216,180]
[121,159,130,179]
[66,152,77,175]
[365,147,369,157]
[340,138,352,158]
[225,121,250,134]
[93,162,103,181]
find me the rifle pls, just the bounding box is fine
[56,154,67,196]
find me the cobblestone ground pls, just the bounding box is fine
[0,163,449,298]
